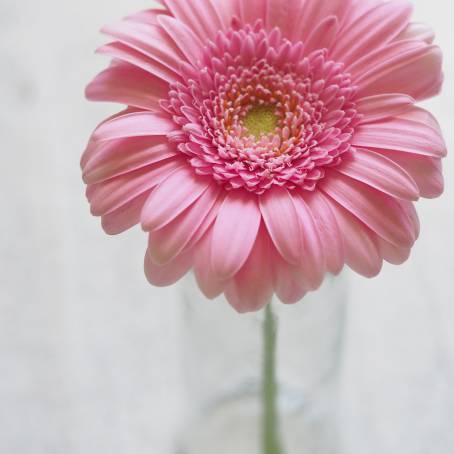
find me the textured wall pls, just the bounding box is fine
[1,1,453,453]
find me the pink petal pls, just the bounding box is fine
[296,0,346,41]
[194,227,226,299]
[211,191,261,280]
[83,137,178,185]
[144,248,193,287]
[347,39,424,81]
[259,187,302,265]
[304,191,345,276]
[355,44,443,101]
[102,21,184,73]
[213,0,240,28]
[88,158,185,217]
[81,108,139,167]
[240,0,266,26]
[304,16,339,55]
[321,172,416,248]
[330,0,413,66]
[375,149,444,199]
[101,192,150,235]
[125,9,170,26]
[396,198,420,241]
[353,114,447,158]
[336,0,383,24]
[396,22,435,44]
[147,184,221,265]
[291,195,326,291]
[86,63,169,111]
[376,237,411,265]
[266,0,304,38]
[356,93,414,124]
[271,247,307,305]
[323,194,383,278]
[225,226,273,313]
[158,15,204,64]
[340,0,384,29]
[91,111,175,142]
[162,0,224,41]
[336,148,420,201]
[97,42,179,84]
[182,191,225,252]
[399,105,445,130]
[141,166,212,231]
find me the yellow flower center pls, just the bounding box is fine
[243,105,278,138]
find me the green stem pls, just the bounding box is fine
[262,304,284,454]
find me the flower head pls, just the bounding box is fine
[82,0,446,312]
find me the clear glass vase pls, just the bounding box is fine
[176,273,348,454]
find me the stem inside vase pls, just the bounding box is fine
[262,304,284,454]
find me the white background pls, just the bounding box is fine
[1,1,453,453]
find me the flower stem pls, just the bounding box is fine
[262,304,284,454]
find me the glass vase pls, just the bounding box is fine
[176,273,348,454]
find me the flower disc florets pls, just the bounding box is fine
[162,21,361,194]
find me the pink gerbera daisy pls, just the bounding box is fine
[82,0,446,313]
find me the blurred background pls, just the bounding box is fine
[1,0,453,453]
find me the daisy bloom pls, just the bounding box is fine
[82,0,446,313]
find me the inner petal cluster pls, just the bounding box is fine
[163,21,362,194]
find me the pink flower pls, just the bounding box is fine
[82,0,446,313]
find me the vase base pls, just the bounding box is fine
[177,388,339,454]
